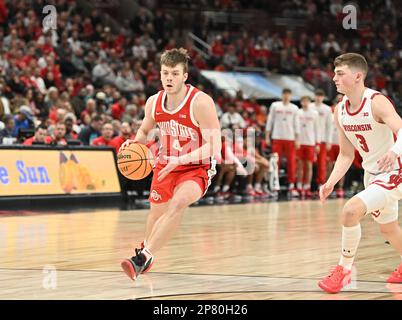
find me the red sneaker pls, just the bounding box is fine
[386,283,402,300]
[305,190,313,198]
[255,189,269,197]
[387,262,402,283]
[318,265,352,293]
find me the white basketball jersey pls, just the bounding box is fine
[310,102,333,144]
[338,87,402,174]
[298,108,319,146]
[266,101,300,140]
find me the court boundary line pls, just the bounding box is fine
[134,289,401,300]
[0,267,390,284]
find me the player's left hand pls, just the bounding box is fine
[157,156,180,181]
[377,150,398,172]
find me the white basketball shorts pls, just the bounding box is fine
[355,170,402,224]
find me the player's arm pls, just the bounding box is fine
[265,103,275,145]
[119,95,156,151]
[372,95,402,172]
[320,104,355,201]
[179,92,222,164]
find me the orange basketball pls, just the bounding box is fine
[117,143,154,180]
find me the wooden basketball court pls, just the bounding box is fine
[1,199,401,300]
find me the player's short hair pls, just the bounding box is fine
[334,53,368,76]
[314,89,325,96]
[282,88,292,94]
[160,48,190,73]
[300,95,311,102]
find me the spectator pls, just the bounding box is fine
[23,124,47,145]
[95,91,108,114]
[71,87,87,117]
[13,105,35,137]
[115,68,143,95]
[64,114,79,140]
[111,96,128,120]
[80,98,96,123]
[132,37,148,60]
[220,103,246,130]
[92,57,116,86]
[45,121,67,145]
[0,83,10,118]
[0,115,16,144]
[44,87,59,111]
[111,119,121,136]
[110,121,132,154]
[91,122,114,146]
[78,114,103,145]
[121,104,138,124]
[322,33,341,56]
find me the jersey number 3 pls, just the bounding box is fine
[355,134,369,152]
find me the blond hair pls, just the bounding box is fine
[334,53,368,76]
[160,48,190,73]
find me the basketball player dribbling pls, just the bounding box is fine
[318,53,402,293]
[119,48,221,281]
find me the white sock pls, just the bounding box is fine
[213,185,220,193]
[222,185,230,192]
[143,239,147,248]
[339,224,361,270]
[304,183,310,190]
[255,183,261,190]
[296,182,302,189]
[288,183,294,189]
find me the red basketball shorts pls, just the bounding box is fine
[149,163,217,204]
[297,145,315,162]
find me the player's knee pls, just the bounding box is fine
[341,202,362,226]
[169,197,189,213]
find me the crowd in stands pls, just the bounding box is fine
[0,0,390,200]
[199,0,401,110]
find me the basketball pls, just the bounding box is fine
[117,143,154,180]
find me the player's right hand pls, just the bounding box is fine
[119,139,136,153]
[319,182,334,203]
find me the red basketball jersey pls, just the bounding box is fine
[152,84,210,170]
